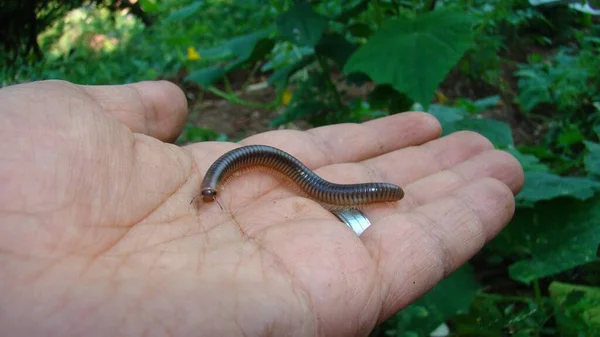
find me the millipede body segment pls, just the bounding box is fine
[200,145,404,207]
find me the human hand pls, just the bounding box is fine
[0,80,524,336]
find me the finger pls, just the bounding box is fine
[401,149,524,209]
[80,80,188,142]
[361,178,515,321]
[215,131,496,212]
[313,130,495,189]
[362,148,524,222]
[239,112,442,168]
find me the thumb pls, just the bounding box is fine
[80,80,188,143]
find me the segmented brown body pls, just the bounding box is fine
[200,145,404,207]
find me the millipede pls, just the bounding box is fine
[200,145,404,209]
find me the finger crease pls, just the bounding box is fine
[408,210,455,278]
[305,129,335,166]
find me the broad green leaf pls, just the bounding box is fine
[276,3,329,47]
[383,265,479,336]
[584,141,600,176]
[166,1,203,21]
[504,148,550,172]
[515,172,600,206]
[443,117,514,148]
[343,9,474,109]
[549,282,600,336]
[494,196,600,283]
[184,66,225,87]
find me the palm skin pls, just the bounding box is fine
[0,80,524,336]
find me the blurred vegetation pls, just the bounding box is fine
[2,0,600,336]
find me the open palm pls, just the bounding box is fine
[0,80,524,336]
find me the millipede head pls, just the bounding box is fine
[201,187,218,202]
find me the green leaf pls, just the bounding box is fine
[268,55,316,89]
[451,294,547,335]
[504,148,550,173]
[225,38,275,72]
[166,1,203,21]
[584,141,600,176]
[276,3,329,47]
[315,33,358,67]
[347,23,373,38]
[549,282,600,336]
[472,95,502,110]
[369,85,414,113]
[427,104,467,127]
[195,29,275,64]
[443,117,514,148]
[383,265,479,336]
[515,67,552,112]
[176,124,227,144]
[184,66,225,87]
[224,29,274,60]
[188,29,275,85]
[164,36,194,48]
[455,95,501,114]
[518,145,560,160]
[262,46,313,72]
[500,196,600,283]
[515,172,600,206]
[194,46,234,62]
[336,0,369,23]
[557,124,585,147]
[594,124,600,138]
[343,9,474,109]
[139,0,160,14]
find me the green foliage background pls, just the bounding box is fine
[2,0,600,336]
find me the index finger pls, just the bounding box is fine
[240,112,442,169]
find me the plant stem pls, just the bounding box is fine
[223,76,233,93]
[533,279,544,309]
[241,62,261,91]
[317,55,344,113]
[207,86,277,110]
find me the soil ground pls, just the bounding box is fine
[170,65,542,146]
